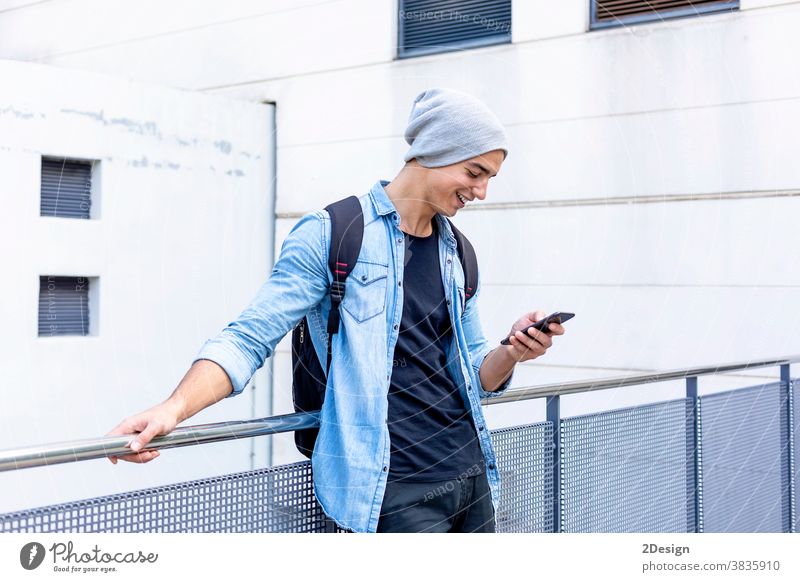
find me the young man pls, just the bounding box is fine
[107,88,566,533]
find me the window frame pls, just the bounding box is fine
[397,0,512,59]
[37,275,98,337]
[40,156,101,220]
[590,0,739,31]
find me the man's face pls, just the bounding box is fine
[421,149,505,217]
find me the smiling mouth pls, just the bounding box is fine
[456,192,468,206]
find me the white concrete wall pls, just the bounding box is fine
[0,1,797,470]
[0,0,396,87]
[227,1,800,462]
[0,58,275,512]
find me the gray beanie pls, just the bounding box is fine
[403,87,508,168]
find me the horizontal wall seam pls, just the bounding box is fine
[268,351,781,380]
[0,0,54,16]
[9,2,797,84]
[19,0,348,61]
[479,283,800,288]
[276,188,800,218]
[510,363,782,382]
[275,94,800,150]
[198,5,798,90]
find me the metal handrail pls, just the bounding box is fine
[1,354,797,473]
[486,354,799,404]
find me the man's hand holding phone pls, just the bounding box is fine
[501,311,572,363]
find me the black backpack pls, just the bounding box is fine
[290,195,479,459]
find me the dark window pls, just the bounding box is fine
[40,157,94,218]
[38,276,90,336]
[591,0,739,30]
[398,0,512,59]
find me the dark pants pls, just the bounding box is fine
[376,471,496,533]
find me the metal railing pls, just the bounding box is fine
[0,354,797,533]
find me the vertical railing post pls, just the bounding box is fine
[686,376,702,533]
[781,364,796,533]
[546,394,561,533]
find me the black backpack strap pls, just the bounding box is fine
[323,196,364,371]
[445,218,479,302]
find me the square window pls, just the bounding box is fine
[38,276,98,336]
[398,0,512,59]
[591,0,739,30]
[40,157,100,219]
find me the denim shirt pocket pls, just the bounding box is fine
[457,284,466,313]
[342,260,389,323]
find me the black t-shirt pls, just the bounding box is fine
[387,219,485,483]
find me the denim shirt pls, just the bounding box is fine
[194,180,514,533]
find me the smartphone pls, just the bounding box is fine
[500,312,575,345]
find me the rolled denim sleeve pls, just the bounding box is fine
[461,279,514,398]
[194,211,330,397]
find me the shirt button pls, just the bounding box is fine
[478,425,484,431]
[398,281,402,287]
[488,463,495,471]
[383,466,388,472]
[467,385,472,391]
[447,259,451,264]
[397,238,402,243]
[446,299,451,305]
[393,324,398,330]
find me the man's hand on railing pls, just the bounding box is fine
[105,401,182,464]
[103,360,234,465]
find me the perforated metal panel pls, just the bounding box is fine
[0,425,555,534]
[560,399,695,533]
[699,382,791,532]
[0,461,332,533]
[492,422,554,533]
[1,380,796,533]
[793,378,798,533]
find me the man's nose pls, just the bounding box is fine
[472,184,487,200]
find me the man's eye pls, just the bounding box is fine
[467,171,479,178]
